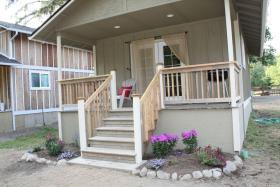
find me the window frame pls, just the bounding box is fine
[29,70,51,90]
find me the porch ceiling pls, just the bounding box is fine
[234,0,268,56]
[31,0,225,50]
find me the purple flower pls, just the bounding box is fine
[182,129,198,140]
[150,133,178,144]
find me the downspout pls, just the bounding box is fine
[9,31,18,131]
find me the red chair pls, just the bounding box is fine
[116,79,136,108]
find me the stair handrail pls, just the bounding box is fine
[78,74,112,150]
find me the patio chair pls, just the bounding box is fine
[116,79,136,108]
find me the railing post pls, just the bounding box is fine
[229,63,237,107]
[110,70,117,110]
[78,98,87,151]
[156,63,165,109]
[132,94,142,165]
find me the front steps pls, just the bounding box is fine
[74,108,143,171]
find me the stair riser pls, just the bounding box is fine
[89,141,135,150]
[82,151,136,164]
[108,112,133,117]
[96,130,134,138]
[103,121,133,127]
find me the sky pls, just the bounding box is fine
[0,0,279,55]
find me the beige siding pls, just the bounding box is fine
[0,30,9,56]
[96,17,228,86]
[0,66,11,110]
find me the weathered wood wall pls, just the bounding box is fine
[0,66,10,110]
[12,33,94,111]
[0,30,9,56]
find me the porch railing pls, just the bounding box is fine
[161,61,241,105]
[59,75,109,106]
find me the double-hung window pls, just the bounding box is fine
[30,70,50,90]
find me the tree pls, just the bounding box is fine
[249,27,276,66]
[250,62,271,89]
[7,0,67,25]
[266,56,280,86]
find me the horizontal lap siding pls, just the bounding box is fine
[12,34,94,111]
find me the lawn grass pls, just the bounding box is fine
[0,127,58,150]
[244,110,280,159]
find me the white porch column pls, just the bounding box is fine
[156,63,165,109]
[57,33,63,140]
[92,45,97,75]
[132,94,142,164]
[224,0,234,61]
[110,70,117,110]
[78,98,87,151]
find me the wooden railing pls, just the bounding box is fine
[140,71,162,142]
[59,75,109,105]
[161,61,241,105]
[84,75,112,139]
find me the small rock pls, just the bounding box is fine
[157,170,170,180]
[213,170,222,179]
[223,161,237,175]
[57,159,67,166]
[131,169,140,176]
[140,167,148,177]
[25,153,38,162]
[147,170,156,178]
[36,158,47,164]
[202,170,212,178]
[211,168,222,173]
[192,171,203,179]
[171,172,178,181]
[180,174,192,181]
[234,155,243,169]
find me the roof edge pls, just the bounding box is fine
[30,0,74,40]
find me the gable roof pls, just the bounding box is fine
[0,21,35,34]
[0,54,21,66]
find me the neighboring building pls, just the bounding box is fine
[0,21,95,133]
[31,0,266,170]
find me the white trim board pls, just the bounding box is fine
[13,64,95,73]
[13,108,59,116]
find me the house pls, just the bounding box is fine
[30,0,267,170]
[0,21,95,133]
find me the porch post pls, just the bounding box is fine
[110,70,117,110]
[57,33,63,140]
[224,0,234,61]
[156,63,165,109]
[92,45,97,75]
[132,94,142,164]
[78,98,87,151]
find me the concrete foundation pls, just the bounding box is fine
[0,111,13,133]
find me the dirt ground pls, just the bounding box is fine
[0,96,279,187]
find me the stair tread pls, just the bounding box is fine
[103,117,133,121]
[96,126,134,131]
[83,147,135,156]
[89,136,134,142]
[110,108,133,112]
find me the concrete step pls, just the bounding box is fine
[96,126,134,138]
[88,136,135,150]
[103,117,133,127]
[108,108,133,117]
[82,147,136,164]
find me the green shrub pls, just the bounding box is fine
[45,133,64,156]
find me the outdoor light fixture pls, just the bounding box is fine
[114,25,120,29]
[166,14,174,18]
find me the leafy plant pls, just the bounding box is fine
[45,133,64,156]
[182,129,198,153]
[32,146,43,153]
[150,134,178,158]
[196,146,226,167]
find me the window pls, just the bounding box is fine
[30,71,50,90]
